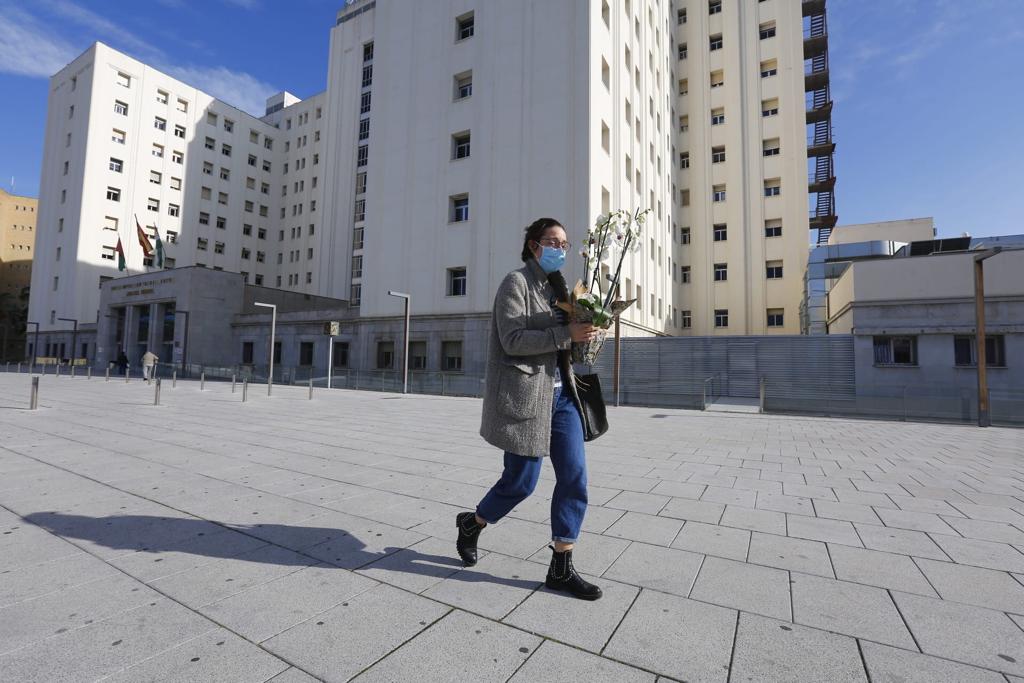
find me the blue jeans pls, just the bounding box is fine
[476,386,588,543]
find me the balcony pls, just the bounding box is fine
[803,29,828,59]
[802,0,826,17]
[805,67,829,92]
[809,176,836,194]
[806,100,832,123]
[807,135,836,158]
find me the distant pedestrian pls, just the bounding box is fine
[142,349,158,382]
[116,349,128,376]
[457,217,603,601]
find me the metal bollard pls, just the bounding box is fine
[242,379,248,402]
[232,374,236,393]
[172,370,177,388]
[309,375,313,400]
[4,362,8,373]
[71,365,76,379]
[87,366,92,380]
[30,376,39,410]
[17,362,21,373]
[200,372,205,391]
[126,367,130,383]
[55,363,61,378]
[154,378,161,405]
[105,367,110,382]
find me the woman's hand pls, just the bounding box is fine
[569,322,599,343]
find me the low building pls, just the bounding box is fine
[0,188,37,360]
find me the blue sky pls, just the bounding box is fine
[1,0,1022,239]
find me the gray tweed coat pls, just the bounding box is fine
[479,259,584,457]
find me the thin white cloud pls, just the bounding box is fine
[0,6,78,77]
[164,64,277,116]
[223,0,260,9]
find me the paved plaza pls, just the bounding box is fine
[1,372,1023,681]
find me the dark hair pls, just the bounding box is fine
[521,217,564,262]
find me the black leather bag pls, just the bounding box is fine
[573,373,609,442]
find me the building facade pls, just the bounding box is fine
[0,188,37,360]
[29,0,829,366]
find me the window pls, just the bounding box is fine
[456,12,475,41]
[357,145,368,167]
[332,342,349,368]
[114,100,128,115]
[174,124,186,139]
[207,112,218,126]
[199,212,210,225]
[261,182,270,195]
[223,118,234,133]
[220,167,230,180]
[153,116,167,132]
[709,0,722,15]
[242,223,253,236]
[681,266,691,284]
[376,341,395,369]
[712,146,725,163]
[767,309,784,328]
[709,34,723,51]
[152,144,164,159]
[679,152,689,169]
[680,227,690,244]
[101,246,115,261]
[678,8,687,24]
[218,192,228,205]
[678,43,688,60]
[172,150,183,164]
[352,226,364,250]
[360,92,371,114]
[714,263,727,281]
[452,131,471,159]
[455,71,473,100]
[166,230,177,243]
[762,98,779,117]
[447,267,467,296]
[147,197,159,212]
[168,203,179,217]
[112,129,126,145]
[358,118,370,140]
[765,219,783,237]
[259,205,268,217]
[682,310,692,329]
[242,342,254,364]
[201,186,212,200]
[354,199,366,222]
[759,21,776,40]
[256,251,265,263]
[150,170,162,184]
[710,70,724,88]
[258,228,266,239]
[763,139,781,156]
[197,237,208,250]
[715,309,729,328]
[216,215,226,229]
[711,108,725,125]
[116,71,131,87]
[176,98,188,113]
[766,261,783,279]
[764,178,781,197]
[678,79,688,96]
[450,195,469,222]
[106,186,121,202]
[157,90,168,104]
[262,159,271,172]
[954,335,1006,367]
[874,336,917,366]
[299,342,314,366]
[713,184,726,202]
[362,64,373,88]
[103,216,117,232]
[109,157,123,172]
[221,143,232,157]
[713,223,727,241]
[761,59,778,78]
[442,341,463,371]
[214,241,225,254]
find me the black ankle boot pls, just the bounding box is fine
[455,512,484,566]
[545,545,603,600]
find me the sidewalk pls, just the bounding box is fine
[1,372,1023,681]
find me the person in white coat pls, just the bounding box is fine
[141,349,159,382]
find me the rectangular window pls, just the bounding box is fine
[256,251,265,263]
[681,266,691,284]
[106,186,121,202]
[363,41,374,62]
[679,152,689,169]
[873,336,917,366]
[713,223,727,242]
[224,118,234,133]
[168,203,179,217]
[352,226,364,250]
[709,0,722,15]
[360,92,371,114]
[166,230,177,243]
[214,241,224,254]
[154,117,166,131]
[114,100,128,115]
[452,132,471,159]
[761,59,778,78]
[216,215,226,229]
[357,145,368,167]
[156,90,168,104]
[710,70,724,88]
[447,267,467,296]
[712,146,725,163]
[359,118,370,140]
[220,167,230,180]
[763,138,781,156]
[207,112,218,126]
[204,136,215,150]
[442,341,463,371]
[714,263,727,282]
[147,197,159,212]
[332,342,349,368]
[764,178,781,197]
[112,129,126,145]
[242,342,254,364]
[149,170,162,184]
[176,98,188,113]
[218,191,228,205]
[152,144,164,158]
[766,261,783,279]
[455,71,473,100]
[174,124,186,138]
[711,108,725,125]
[709,34,723,51]
[109,157,123,172]
[201,186,212,200]
[221,143,232,157]
[682,310,692,329]
[759,21,776,40]
[678,43,688,60]
[199,212,209,225]
[765,219,783,237]
[679,115,689,133]
[362,64,373,88]
[299,342,314,366]
[354,199,366,222]
[680,227,690,244]
[262,159,271,172]
[197,237,208,250]
[678,8,687,24]
[678,78,688,96]
[172,150,183,164]
[954,335,1006,367]
[715,309,729,328]
[713,184,726,202]
[762,98,779,117]
[456,12,475,41]
[767,309,784,328]
[450,195,469,222]
[376,341,395,369]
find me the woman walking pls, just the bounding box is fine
[456,217,603,601]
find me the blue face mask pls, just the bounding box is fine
[537,245,566,273]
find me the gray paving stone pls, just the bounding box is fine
[525,530,631,576]
[827,544,937,596]
[756,492,814,516]
[888,494,966,516]
[860,641,1005,683]
[262,583,449,682]
[602,541,704,596]
[603,589,736,682]
[658,497,725,524]
[503,575,639,652]
[835,488,897,508]
[353,609,539,683]
[700,485,756,508]
[783,482,838,501]
[875,508,959,534]
[854,523,950,560]
[605,490,672,514]
[791,573,915,648]
[302,519,427,570]
[812,499,883,525]
[951,502,1024,524]
[107,529,269,583]
[0,552,123,608]
[649,480,706,500]
[786,514,863,547]
[730,613,867,682]
[747,532,834,577]
[930,535,1024,572]
[507,640,656,682]
[579,504,626,534]
[941,517,1024,545]
[719,505,786,535]
[422,552,544,620]
[266,666,322,682]
[894,591,1024,676]
[690,556,791,620]
[355,536,472,593]
[102,627,291,682]
[914,557,1024,614]
[671,521,750,561]
[604,511,684,546]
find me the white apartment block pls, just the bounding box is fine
[30,0,832,344]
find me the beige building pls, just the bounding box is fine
[0,188,36,300]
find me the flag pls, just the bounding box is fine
[153,226,165,268]
[135,215,154,257]
[115,237,126,272]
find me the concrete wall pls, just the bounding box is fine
[827,218,934,246]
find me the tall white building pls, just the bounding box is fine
[30,0,832,356]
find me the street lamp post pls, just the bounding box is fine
[973,247,1002,427]
[254,302,277,396]
[26,321,39,370]
[387,291,410,394]
[57,317,78,368]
